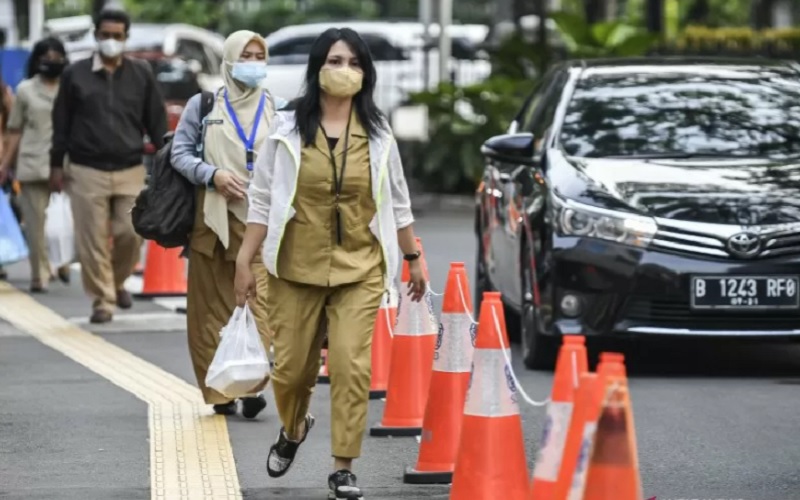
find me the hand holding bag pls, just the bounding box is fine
[205,304,271,399]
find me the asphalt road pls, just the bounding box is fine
[1,209,799,500]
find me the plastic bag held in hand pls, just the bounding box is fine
[205,304,270,399]
[0,188,28,266]
[45,193,75,272]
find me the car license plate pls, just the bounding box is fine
[691,276,800,309]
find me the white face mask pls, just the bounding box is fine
[98,39,124,58]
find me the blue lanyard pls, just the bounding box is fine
[223,89,266,171]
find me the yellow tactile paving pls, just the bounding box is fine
[0,283,242,499]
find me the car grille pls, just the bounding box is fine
[623,295,800,330]
[650,219,800,259]
[651,228,728,258]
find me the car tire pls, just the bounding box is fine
[520,245,557,370]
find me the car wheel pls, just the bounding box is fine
[520,246,557,370]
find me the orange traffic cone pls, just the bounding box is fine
[551,372,604,500]
[529,335,589,499]
[558,353,628,500]
[370,238,437,437]
[580,365,642,500]
[450,291,529,500]
[133,240,187,298]
[369,286,397,400]
[597,352,626,378]
[404,262,476,484]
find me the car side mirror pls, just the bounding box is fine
[481,132,536,165]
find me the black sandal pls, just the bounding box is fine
[241,394,267,419]
[266,414,315,478]
[212,401,237,416]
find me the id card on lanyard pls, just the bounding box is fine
[320,117,351,246]
[223,89,266,176]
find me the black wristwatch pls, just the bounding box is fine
[404,251,421,262]
[207,169,218,190]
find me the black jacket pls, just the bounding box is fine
[50,56,167,171]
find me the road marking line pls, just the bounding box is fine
[0,283,242,500]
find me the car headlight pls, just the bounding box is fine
[555,198,657,248]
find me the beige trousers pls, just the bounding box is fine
[186,241,272,405]
[66,163,144,313]
[266,273,384,458]
[18,181,51,285]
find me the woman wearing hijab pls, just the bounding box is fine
[171,30,286,418]
[234,28,426,499]
[0,37,71,291]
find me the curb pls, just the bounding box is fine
[411,193,475,214]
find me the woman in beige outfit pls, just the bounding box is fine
[171,30,286,418]
[0,37,71,291]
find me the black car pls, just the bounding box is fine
[475,57,800,369]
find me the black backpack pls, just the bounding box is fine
[132,91,215,248]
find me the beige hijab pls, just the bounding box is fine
[203,30,274,249]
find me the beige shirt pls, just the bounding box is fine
[7,76,59,182]
[277,113,384,287]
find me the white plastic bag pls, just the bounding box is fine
[205,304,270,398]
[45,193,75,272]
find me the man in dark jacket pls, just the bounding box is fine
[49,8,167,323]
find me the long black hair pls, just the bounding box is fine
[294,28,385,146]
[27,37,68,79]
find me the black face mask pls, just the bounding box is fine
[38,61,65,79]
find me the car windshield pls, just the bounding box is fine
[559,67,800,160]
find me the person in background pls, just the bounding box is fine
[49,8,167,323]
[171,30,286,418]
[0,37,71,292]
[234,27,426,499]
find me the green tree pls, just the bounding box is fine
[626,0,756,29]
[551,10,657,57]
[45,0,89,18]
[216,0,379,35]
[121,0,224,28]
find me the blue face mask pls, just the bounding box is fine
[231,61,267,88]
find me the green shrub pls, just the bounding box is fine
[406,76,532,194]
[669,25,800,56]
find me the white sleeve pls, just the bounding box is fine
[246,119,280,225]
[387,135,415,229]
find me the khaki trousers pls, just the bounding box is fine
[186,241,272,405]
[18,181,51,285]
[66,163,144,313]
[267,273,384,459]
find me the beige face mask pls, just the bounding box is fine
[319,67,364,97]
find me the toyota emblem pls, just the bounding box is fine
[727,232,761,258]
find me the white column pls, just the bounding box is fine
[28,0,45,42]
[419,0,432,89]
[438,0,452,84]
